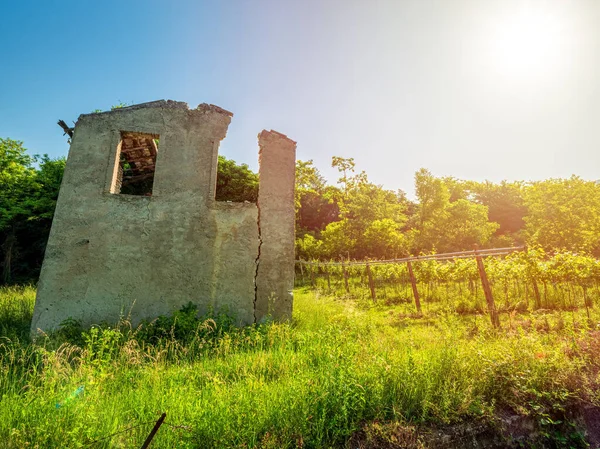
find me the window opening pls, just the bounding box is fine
[114,132,159,196]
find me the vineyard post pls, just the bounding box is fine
[325,265,331,291]
[532,279,541,309]
[474,246,500,328]
[299,262,305,284]
[525,246,542,309]
[407,261,422,314]
[583,286,591,321]
[366,263,376,301]
[310,263,316,288]
[342,263,350,294]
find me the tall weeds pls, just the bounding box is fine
[0,286,597,448]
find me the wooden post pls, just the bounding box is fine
[532,279,541,309]
[366,263,376,301]
[325,265,331,291]
[342,263,350,294]
[474,246,500,328]
[583,286,591,321]
[525,246,541,309]
[310,264,316,288]
[140,413,166,449]
[299,262,305,284]
[407,261,422,314]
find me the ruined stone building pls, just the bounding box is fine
[31,100,296,333]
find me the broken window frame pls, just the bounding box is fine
[111,131,160,196]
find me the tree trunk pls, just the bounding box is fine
[1,228,16,284]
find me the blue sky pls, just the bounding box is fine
[2,0,599,196]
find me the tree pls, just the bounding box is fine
[470,181,527,238]
[317,157,408,259]
[437,199,498,253]
[362,219,408,259]
[215,155,258,202]
[0,138,65,283]
[523,176,600,255]
[294,160,340,236]
[414,168,450,227]
[295,233,324,260]
[320,220,356,259]
[296,159,326,193]
[412,169,498,253]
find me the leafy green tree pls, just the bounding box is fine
[294,160,339,236]
[320,220,356,259]
[442,176,471,202]
[317,157,408,259]
[414,168,450,227]
[296,159,326,193]
[362,219,408,259]
[470,181,527,238]
[523,176,600,255]
[438,199,498,252]
[413,169,498,253]
[0,139,36,229]
[215,155,258,202]
[0,139,65,283]
[331,156,357,194]
[295,233,324,260]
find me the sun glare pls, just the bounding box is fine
[484,3,571,83]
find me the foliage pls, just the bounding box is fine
[306,158,409,260]
[294,159,339,236]
[297,161,600,261]
[294,233,323,260]
[215,155,259,203]
[524,176,600,256]
[412,169,499,253]
[110,101,131,110]
[0,138,65,284]
[4,134,600,272]
[362,219,408,259]
[470,180,527,237]
[0,286,598,448]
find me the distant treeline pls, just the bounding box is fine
[1,137,599,283]
[296,158,600,261]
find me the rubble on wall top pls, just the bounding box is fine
[80,100,233,118]
[259,129,297,145]
[196,103,234,117]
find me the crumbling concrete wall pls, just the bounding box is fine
[31,100,296,333]
[255,131,296,321]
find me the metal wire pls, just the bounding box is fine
[296,246,525,266]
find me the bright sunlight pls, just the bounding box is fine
[484,2,573,83]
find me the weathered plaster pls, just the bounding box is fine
[31,100,296,333]
[255,130,297,321]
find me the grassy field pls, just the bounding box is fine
[1,285,599,448]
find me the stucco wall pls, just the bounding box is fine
[255,130,297,321]
[31,100,295,333]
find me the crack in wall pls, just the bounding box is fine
[253,201,262,323]
[35,102,296,333]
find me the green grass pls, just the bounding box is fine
[1,286,599,448]
[0,285,35,341]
